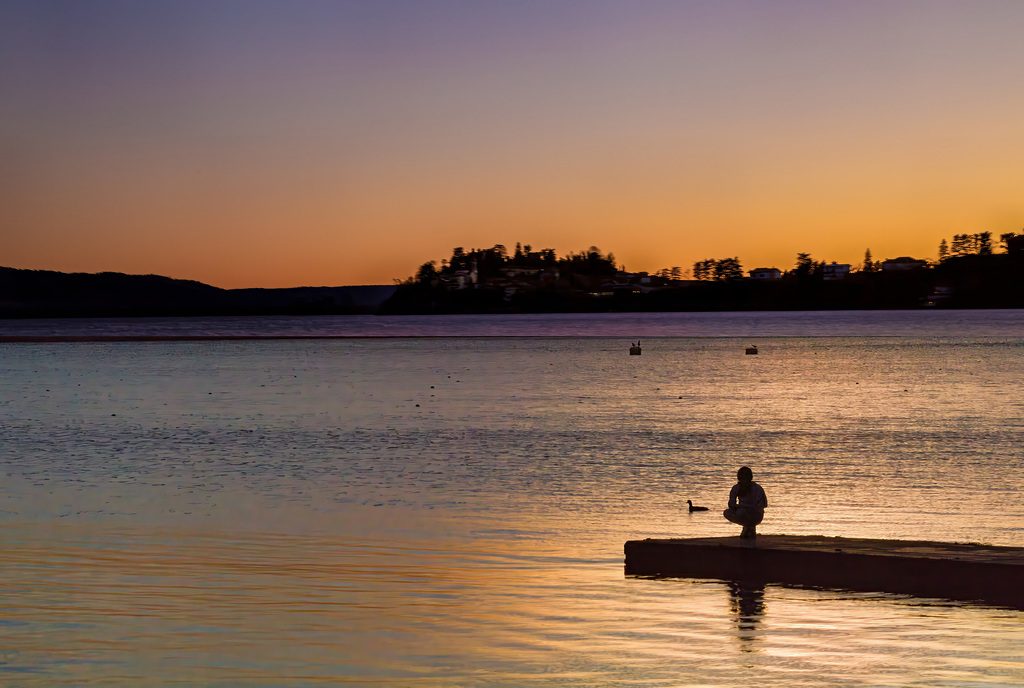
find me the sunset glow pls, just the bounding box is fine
[4,1,1024,288]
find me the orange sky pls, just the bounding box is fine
[3,1,1023,288]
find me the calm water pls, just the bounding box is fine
[5,307,1024,338]
[2,311,1023,686]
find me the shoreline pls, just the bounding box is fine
[0,335,443,342]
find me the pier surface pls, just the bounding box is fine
[624,535,1024,609]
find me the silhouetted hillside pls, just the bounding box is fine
[382,240,1024,314]
[0,267,396,318]
[226,285,398,315]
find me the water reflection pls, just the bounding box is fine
[4,334,1024,685]
[726,581,766,651]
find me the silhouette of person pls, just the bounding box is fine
[723,466,767,539]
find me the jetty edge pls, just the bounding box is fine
[624,535,1024,609]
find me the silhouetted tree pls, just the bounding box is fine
[948,232,995,257]
[1000,232,1024,254]
[951,234,969,256]
[862,248,876,272]
[714,257,744,281]
[693,259,720,281]
[447,247,471,272]
[562,246,617,275]
[693,258,743,281]
[794,253,814,278]
[977,231,994,255]
[416,261,438,284]
[937,239,948,262]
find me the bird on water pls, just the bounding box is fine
[687,500,709,512]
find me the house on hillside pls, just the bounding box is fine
[498,266,539,279]
[749,267,782,280]
[882,257,928,272]
[441,267,478,289]
[822,262,851,280]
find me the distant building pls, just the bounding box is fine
[749,267,782,280]
[444,261,479,289]
[822,262,851,280]
[924,286,954,307]
[882,257,928,272]
[444,269,475,289]
[498,266,538,278]
[601,281,642,296]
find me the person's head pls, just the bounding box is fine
[737,466,753,483]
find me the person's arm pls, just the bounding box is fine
[727,484,738,510]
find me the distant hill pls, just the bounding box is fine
[0,267,397,318]
[226,285,398,316]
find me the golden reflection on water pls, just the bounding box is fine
[3,335,1024,684]
[4,517,1024,686]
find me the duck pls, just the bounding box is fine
[687,500,709,512]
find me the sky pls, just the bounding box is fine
[3,0,1024,288]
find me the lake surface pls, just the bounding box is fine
[5,307,1024,338]
[1,310,1023,685]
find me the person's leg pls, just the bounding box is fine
[744,510,764,538]
[725,509,754,538]
[726,509,762,538]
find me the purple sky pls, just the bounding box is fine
[4,0,1023,287]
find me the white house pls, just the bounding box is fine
[749,267,782,280]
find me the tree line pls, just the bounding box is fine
[402,230,1023,286]
[384,229,1024,313]
[683,231,1024,282]
[401,242,619,286]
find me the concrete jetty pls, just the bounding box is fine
[624,535,1024,609]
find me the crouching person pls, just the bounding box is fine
[723,466,767,540]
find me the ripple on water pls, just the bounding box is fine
[2,523,1023,686]
[1,333,1023,684]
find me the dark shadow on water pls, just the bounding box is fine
[726,580,766,652]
